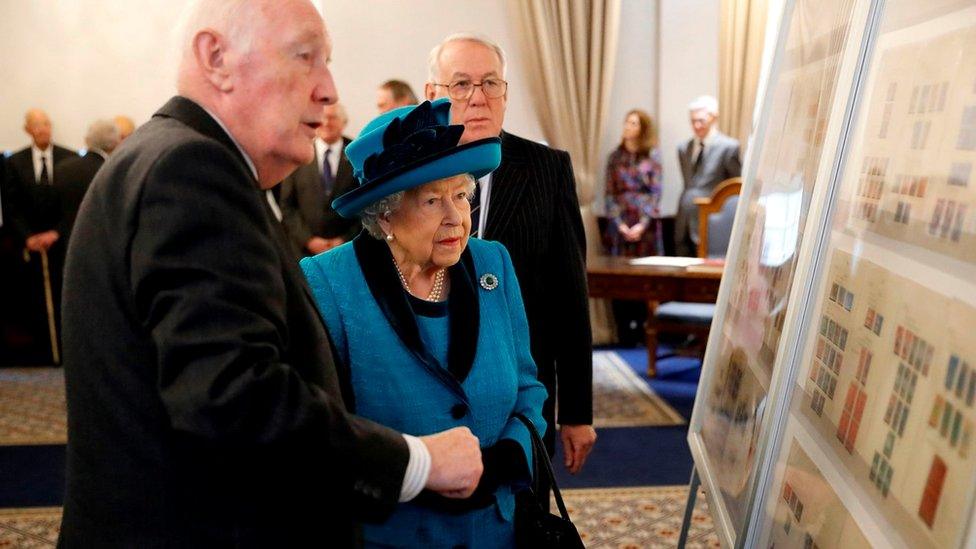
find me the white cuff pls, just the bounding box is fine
[399,434,431,502]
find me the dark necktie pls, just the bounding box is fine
[39,155,50,185]
[469,180,481,237]
[693,141,705,174]
[321,148,335,196]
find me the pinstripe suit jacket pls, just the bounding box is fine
[483,132,592,434]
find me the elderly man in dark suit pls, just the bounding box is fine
[426,32,596,474]
[7,108,77,260]
[58,1,483,546]
[5,110,78,364]
[675,95,742,257]
[278,102,359,258]
[8,109,77,189]
[54,119,121,248]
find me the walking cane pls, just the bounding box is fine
[39,249,61,365]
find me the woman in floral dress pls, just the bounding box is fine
[604,109,663,344]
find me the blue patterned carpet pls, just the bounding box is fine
[556,345,702,490]
[0,348,713,547]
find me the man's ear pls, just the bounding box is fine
[192,30,233,92]
[424,82,437,101]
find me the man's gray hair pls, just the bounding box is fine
[360,174,477,239]
[688,95,719,116]
[86,119,122,153]
[176,0,258,76]
[427,32,507,83]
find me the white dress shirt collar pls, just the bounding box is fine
[315,137,343,177]
[31,145,53,183]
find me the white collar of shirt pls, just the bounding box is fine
[198,104,259,181]
[315,137,343,177]
[89,148,109,160]
[31,144,52,182]
[475,172,492,238]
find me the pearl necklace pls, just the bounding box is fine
[394,261,446,302]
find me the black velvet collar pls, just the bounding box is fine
[353,234,479,397]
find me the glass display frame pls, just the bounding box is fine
[748,1,976,547]
[686,0,879,546]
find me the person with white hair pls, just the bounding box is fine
[53,119,121,248]
[57,0,483,545]
[675,95,742,256]
[425,32,596,479]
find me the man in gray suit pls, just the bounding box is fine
[675,95,741,257]
[278,102,359,257]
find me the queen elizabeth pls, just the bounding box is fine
[300,99,547,547]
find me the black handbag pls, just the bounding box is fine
[511,413,585,548]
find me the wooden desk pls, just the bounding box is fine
[587,256,723,376]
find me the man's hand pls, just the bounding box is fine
[25,230,60,252]
[306,236,330,255]
[421,426,483,498]
[560,424,596,474]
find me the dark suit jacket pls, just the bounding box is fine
[279,137,360,257]
[59,96,409,547]
[53,151,105,247]
[6,144,77,236]
[675,132,741,256]
[482,132,592,438]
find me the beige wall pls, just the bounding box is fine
[0,0,548,152]
[0,1,721,222]
[657,0,721,216]
[0,1,184,153]
[319,0,543,140]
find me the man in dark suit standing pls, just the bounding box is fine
[7,109,77,190]
[426,33,596,474]
[58,1,483,546]
[278,102,359,258]
[675,95,742,257]
[5,109,77,365]
[54,119,121,248]
[7,108,77,251]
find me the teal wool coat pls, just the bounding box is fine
[301,235,547,548]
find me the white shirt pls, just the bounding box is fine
[31,145,54,184]
[315,137,344,179]
[201,102,430,501]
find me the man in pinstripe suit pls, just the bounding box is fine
[426,32,596,474]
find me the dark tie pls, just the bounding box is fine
[321,148,335,195]
[693,141,704,174]
[39,156,50,185]
[469,180,481,237]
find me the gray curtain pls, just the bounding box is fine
[512,0,622,344]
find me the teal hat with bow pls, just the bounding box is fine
[332,98,501,218]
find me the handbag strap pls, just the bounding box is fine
[512,413,572,521]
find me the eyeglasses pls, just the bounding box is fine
[433,78,508,100]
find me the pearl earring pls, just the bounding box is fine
[385,233,395,242]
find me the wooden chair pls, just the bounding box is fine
[695,178,742,259]
[646,177,741,376]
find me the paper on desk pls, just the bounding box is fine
[628,256,705,267]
